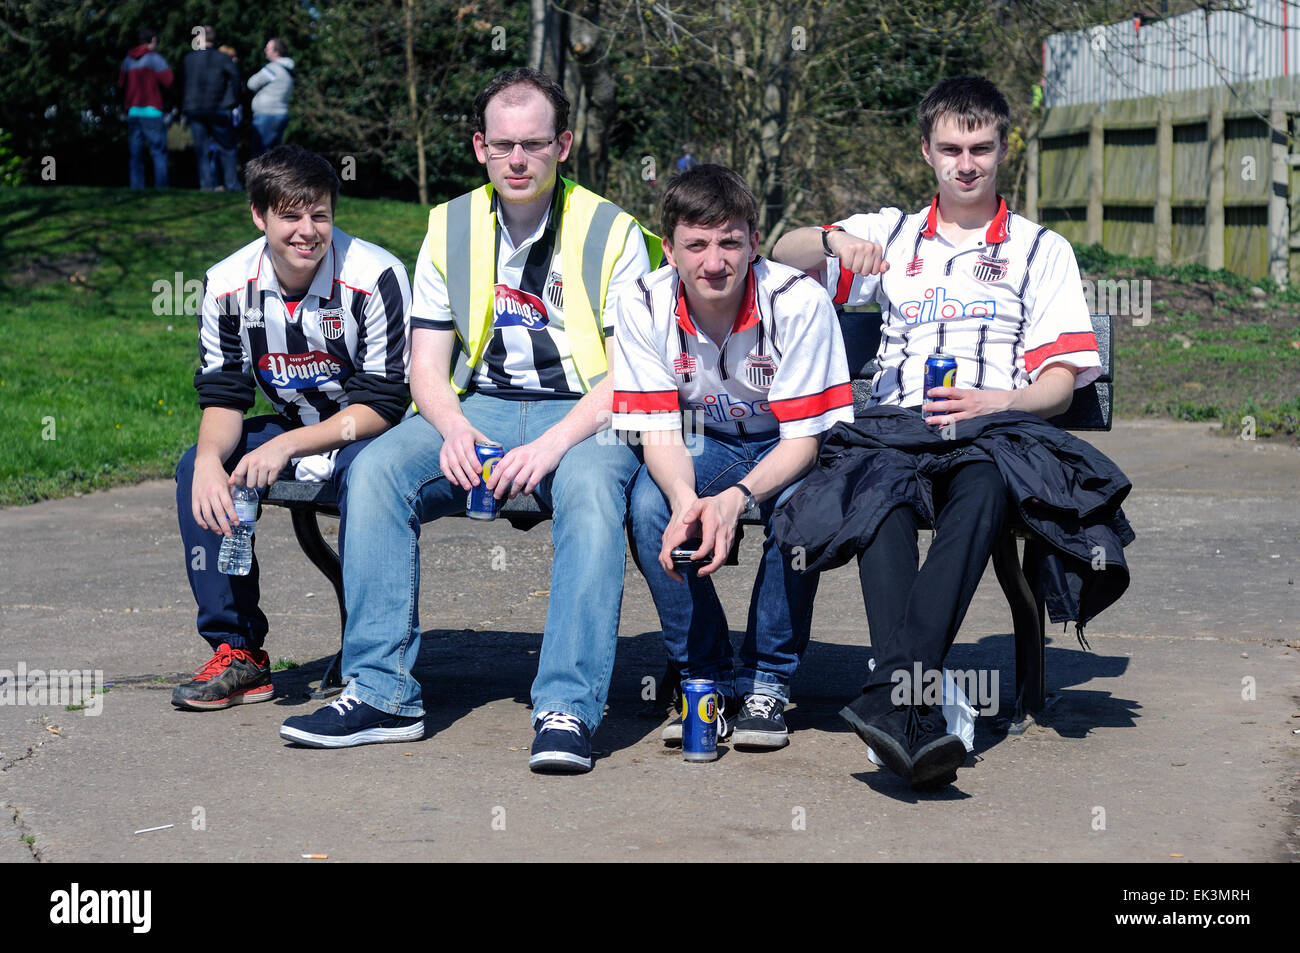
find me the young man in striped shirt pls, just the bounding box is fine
[772,75,1102,787]
[613,165,854,750]
[173,145,411,711]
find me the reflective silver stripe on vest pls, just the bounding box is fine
[442,191,477,390]
[581,201,623,325]
[577,202,625,387]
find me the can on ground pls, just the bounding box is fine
[466,441,505,520]
[682,678,720,762]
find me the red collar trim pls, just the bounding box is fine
[730,265,759,334]
[986,196,1009,244]
[673,264,759,336]
[673,279,697,335]
[921,194,1010,244]
[922,195,940,238]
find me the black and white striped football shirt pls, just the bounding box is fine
[196,229,412,425]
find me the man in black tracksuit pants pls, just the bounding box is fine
[772,75,1106,789]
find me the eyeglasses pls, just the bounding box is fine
[484,138,556,159]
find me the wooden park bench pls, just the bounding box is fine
[264,311,1115,731]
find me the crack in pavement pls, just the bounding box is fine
[1,718,57,862]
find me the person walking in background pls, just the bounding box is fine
[119,27,172,189]
[248,38,294,157]
[182,26,241,191]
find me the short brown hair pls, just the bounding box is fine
[917,75,1010,143]
[473,68,570,135]
[245,146,340,217]
[661,164,758,242]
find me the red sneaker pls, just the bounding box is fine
[172,643,274,710]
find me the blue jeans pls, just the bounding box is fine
[340,393,639,728]
[629,430,819,704]
[175,415,375,652]
[251,113,289,156]
[127,115,168,189]
[186,111,239,190]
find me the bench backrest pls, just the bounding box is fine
[837,310,1114,431]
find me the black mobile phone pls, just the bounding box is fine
[670,537,706,567]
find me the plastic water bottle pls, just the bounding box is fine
[218,485,258,576]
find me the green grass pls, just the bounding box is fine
[1074,243,1300,438]
[0,186,429,506]
[270,657,299,671]
[2,193,1296,507]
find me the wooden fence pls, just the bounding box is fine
[1028,75,1300,283]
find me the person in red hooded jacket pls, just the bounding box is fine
[119,28,173,189]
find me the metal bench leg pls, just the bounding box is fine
[991,529,1044,732]
[286,507,347,699]
[1020,538,1048,713]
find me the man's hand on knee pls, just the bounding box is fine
[192,455,236,536]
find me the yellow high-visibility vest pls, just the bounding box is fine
[425,177,661,394]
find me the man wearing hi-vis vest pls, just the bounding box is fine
[279,68,658,773]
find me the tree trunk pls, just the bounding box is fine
[402,0,427,205]
[565,1,616,192]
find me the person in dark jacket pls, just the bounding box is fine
[182,26,241,191]
[771,75,1121,790]
[119,28,173,189]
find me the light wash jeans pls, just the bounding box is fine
[340,393,638,730]
[628,429,819,704]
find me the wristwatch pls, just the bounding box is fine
[732,482,757,513]
[821,224,845,257]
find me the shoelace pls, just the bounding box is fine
[328,693,360,716]
[902,706,942,748]
[536,711,583,735]
[192,644,256,681]
[743,694,778,719]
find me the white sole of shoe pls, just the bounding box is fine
[660,722,683,743]
[279,722,424,748]
[731,729,789,749]
[528,751,592,772]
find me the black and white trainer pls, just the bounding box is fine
[731,693,790,749]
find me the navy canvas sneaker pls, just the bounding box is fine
[529,711,593,773]
[280,691,424,748]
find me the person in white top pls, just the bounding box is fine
[613,164,853,749]
[772,75,1102,788]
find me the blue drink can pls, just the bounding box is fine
[924,352,958,421]
[466,441,505,520]
[682,678,719,762]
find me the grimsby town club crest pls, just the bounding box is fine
[545,271,564,310]
[745,353,777,387]
[318,307,346,340]
[972,253,1009,282]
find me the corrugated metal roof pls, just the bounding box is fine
[1044,0,1294,106]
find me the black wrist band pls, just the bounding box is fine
[821,225,845,257]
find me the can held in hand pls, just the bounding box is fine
[682,678,720,762]
[466,441,505,520]
[924,352,958,421]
